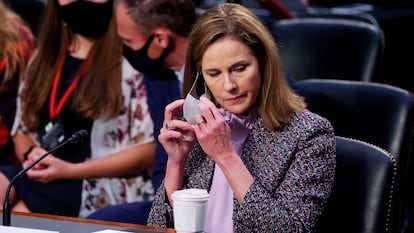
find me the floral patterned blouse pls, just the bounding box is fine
[78,59,155,217]
[12,59,155,217]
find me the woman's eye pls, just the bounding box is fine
[206,72,220,77]
[234,64,246,72]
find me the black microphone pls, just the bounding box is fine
[2,130,88,226]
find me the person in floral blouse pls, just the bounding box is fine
[0,0,155,218]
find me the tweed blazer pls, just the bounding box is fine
[148,110,336,232]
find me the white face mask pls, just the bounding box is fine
[183,72,210,125]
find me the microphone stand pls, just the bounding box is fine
[2,130,86,226]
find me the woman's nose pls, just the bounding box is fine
[223,74,237,91]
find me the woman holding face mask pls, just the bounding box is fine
[0,0,155,218]
[148,3,336,232]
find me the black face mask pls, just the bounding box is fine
[57,0,113,38]
[122,34,176,80]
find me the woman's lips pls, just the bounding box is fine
[224,94,247,104]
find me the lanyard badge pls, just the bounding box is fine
[38,116,66,151]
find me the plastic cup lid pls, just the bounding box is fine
[172,188,209,201]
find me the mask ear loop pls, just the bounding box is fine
[189,71,201,99]
[189,71,211,100]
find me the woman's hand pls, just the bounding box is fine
[22,146,47,170]
[158,99,196,166]
[23,146,72,183]
[194,96,235,163]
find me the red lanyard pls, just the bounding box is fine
[49,52,93,119]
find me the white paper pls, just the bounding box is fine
[0,225,59,233]
[91,230,133,233]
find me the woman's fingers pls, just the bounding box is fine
[163,99,185,123]
[198,96,224,124]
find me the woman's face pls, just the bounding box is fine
[57,0,108,5]
[201,37,261,115]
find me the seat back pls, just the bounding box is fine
[294,79,414,159]
[295,79,414,232]
[3,0,46,39]
[272,18,383,82]
[304,6,381,26]
[316,136,396,233]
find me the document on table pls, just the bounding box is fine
[92,230,133,233]
[0,225,59,233]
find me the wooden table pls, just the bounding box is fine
[0,211,175,233]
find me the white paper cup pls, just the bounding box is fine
[172,188,209,233]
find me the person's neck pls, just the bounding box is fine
[68,34,96,59]
[169,36,188,72]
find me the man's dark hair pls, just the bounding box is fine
[116,0,196,37]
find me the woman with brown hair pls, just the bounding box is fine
[149,3,336,232]
[0,0,155,218]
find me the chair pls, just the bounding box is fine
[294,79,414,233]
[304,6,381,27]
[271,17,383,82]
[4,0,46,39]
[316,136,396,233]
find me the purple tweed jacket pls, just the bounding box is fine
[148,110,336,232]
